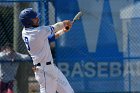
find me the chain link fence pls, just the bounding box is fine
[0,1,50,93]
[0,0,140,93]
[0,3,13,48]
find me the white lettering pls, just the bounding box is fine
[57,61,140,78]
[97,62,108,78]
[71,62,84,78]
[123,62,140,77]
[123,62,129,77]
[84,62,96,77]
[110,62,121,77]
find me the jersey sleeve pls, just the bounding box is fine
[51,22,64,32]
[48,33,55,42]
[39,26,55,39]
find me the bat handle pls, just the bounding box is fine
[65,26,70,30]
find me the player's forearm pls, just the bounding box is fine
[47,30,65,42]
[52,22,64,32]
[55,29,65,38]
[52,20,72,33]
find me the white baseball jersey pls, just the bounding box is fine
[22,26,53,65]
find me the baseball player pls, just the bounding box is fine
[19,8,74,93]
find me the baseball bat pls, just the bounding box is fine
[65,11,83,30]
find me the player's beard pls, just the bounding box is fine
[32,19,39,27]
[32,22,39,27]
[32,24,39,27]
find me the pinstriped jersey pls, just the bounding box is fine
[22,26,54,65]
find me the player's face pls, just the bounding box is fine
[32,17,39,27]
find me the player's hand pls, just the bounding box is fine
[63,20,72,27]
[63,20,72,32]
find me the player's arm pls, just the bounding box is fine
[48,26,72,42]
[48,20,72,41]
[48,33,55,42]
[54,27,71,38]
[47,29,66,42]
[54,20,72,38]
[53,26,72,39]
[50,20,72,33]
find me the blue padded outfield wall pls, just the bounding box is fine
[55,0,140,92]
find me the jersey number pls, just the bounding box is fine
[24,37,30,51]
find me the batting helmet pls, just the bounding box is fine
[19,8,38,28]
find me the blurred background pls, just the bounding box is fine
[1,0,140,93]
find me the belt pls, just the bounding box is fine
[34,61,52,66]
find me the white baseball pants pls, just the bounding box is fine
[34,63,74,93]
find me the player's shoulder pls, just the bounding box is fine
[36,26,52,34]
[38,26,50,30]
